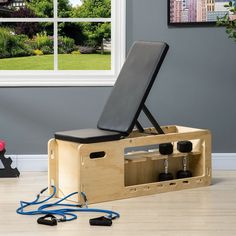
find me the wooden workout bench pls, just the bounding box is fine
[48,41,212,204]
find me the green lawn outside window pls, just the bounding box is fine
[0,53,111,70]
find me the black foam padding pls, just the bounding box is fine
[159,143,173,155]
[177,141,193,153]
[54,41,169,144]
[97,41,169,135]
[55,129,122,144]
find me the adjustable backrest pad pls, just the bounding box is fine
[97,41,169,135]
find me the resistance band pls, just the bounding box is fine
[16,186,120,226]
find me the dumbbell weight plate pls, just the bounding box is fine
[159,143,173,155]
[159,172,174,182]
[176,170,192,179]
[177,141,192,153]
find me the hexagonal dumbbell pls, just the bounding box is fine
[176,141,193,179]
[158,143,174,181]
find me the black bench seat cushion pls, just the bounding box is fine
[54,41,169,144]
[54,129,122,144]
[98,41,169,135]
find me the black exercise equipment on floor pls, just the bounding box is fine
[0,140,20,178]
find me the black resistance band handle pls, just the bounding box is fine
[89,216,112,226]
[37,214,57,226]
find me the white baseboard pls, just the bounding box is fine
[212,153,236,170]
[2,153,236,172]
[5,155,48,172]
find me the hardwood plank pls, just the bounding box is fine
[0,171,236,235]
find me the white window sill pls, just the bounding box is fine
[0,75,118,87]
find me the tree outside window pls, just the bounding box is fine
[0,0,112,71]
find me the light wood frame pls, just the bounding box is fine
[48,125,212,204]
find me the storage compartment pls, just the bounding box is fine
[48,125,212,204]
[124,140,203,186]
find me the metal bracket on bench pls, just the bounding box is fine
[135,105,165,135]
[142,105,164,134]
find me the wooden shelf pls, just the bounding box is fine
[125,151,201,163]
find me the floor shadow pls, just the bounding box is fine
[211,177,225,185]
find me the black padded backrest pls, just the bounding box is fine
[97,41,169,135]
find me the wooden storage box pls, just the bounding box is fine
[48,125,211,204]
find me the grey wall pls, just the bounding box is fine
[0,0,236,154]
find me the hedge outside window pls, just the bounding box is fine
[0,0,125,86]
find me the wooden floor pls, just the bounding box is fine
[0,171,236,236]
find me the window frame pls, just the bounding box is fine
[0,0,126,87]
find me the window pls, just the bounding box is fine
[0,0,126,86]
